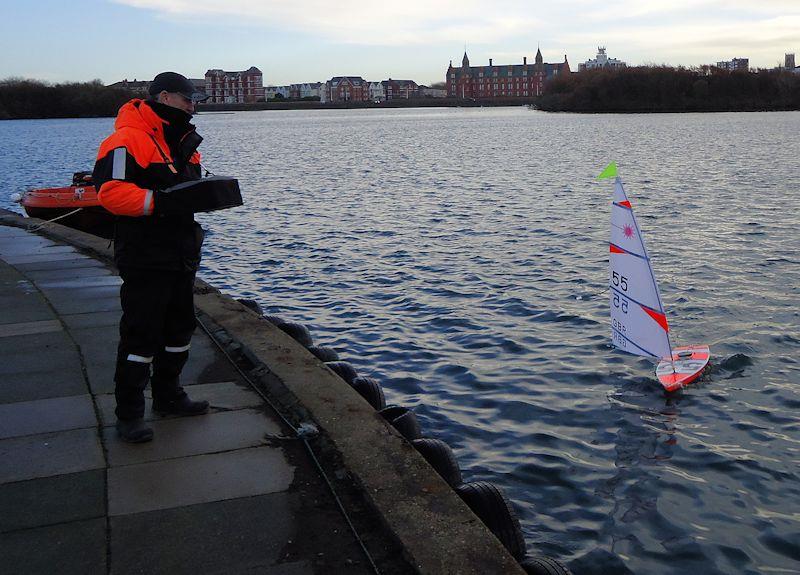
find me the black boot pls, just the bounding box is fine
[116,418,154,443]
[151,346,208,415]
[152,394,209,416]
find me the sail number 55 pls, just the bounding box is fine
[613,292,629,313]
[612,271,628,291]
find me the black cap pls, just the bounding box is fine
[149,72,208,102]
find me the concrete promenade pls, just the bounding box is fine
[0,213,527,575]
[0,223,399,575]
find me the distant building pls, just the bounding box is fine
[265,86,290,100]
[205,67,265,103]
[295,82,323,99]
[107,79,150,96]
[715,58,749,71]
[447,49,570,99]
[786,53,796,69]
[419,86,447,98]
[325,76,370,102]
[579,47,626,71]
[368,82,385,102]
[381,79,419,100]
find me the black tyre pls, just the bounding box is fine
[411,437,462,487]
[519,556,572,575]
[263,314,286,326]
[236,298,262,315]
[307,345,340,363]
[455,481,526,560]
[278,322,313,347]
[325,361,359,385]
[351,376,386,410]
[378,404,421,440]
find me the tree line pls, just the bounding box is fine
[0,79,135,120]
[536,66,800,112]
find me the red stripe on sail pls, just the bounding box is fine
[610,244,625,253]
[642,306,669,332]
[619,200,632,208]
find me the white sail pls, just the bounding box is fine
[609,176,672,360]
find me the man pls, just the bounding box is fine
[93,72,210,443]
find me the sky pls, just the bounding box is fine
[1,0,798,86]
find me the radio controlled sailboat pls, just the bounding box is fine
[599,162,710,392]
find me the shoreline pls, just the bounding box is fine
[2,99,798,120]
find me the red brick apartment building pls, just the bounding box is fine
[447,49,570,99]
[205,67,265,103]
[324,77,370,102]
[382,79,419,99]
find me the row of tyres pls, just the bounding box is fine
[242,302,571,575]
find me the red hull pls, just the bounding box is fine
[20,185,114,239]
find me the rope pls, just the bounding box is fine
[27,208,84,232]
[195,314,382,575]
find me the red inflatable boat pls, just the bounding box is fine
[18,172,114,238]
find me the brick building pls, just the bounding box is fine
[447,49,570,99]
[205,67,265,103]
[324,77,370,102]
[381,79,419,100]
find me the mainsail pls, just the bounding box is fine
[602,163,672,360]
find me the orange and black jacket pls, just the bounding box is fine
[93,99,204,271]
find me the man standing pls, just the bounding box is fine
[93,72,210,443]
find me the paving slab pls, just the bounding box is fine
[2,251,91,265]
[0,518,106,575]
[0,366,87,404]
[13,257,106,273]
[46,294,121,315]
[0,428,105,484]
[36,275,122,289]
[182,332,243,384]
[0,319,62,338]
[0,292,54,324]
[108,446,294,516]
[1,328,74,353]
[0,394,96,439]
[25,266,114,282]
[0,469,105,532]
[110,494,299,575]
[41,283,121,302]
[60,309,121,330]
[103,408,279,467]
[0,243,73,257]
[96,381,264,426]
[0,226,31,237]
[0,345,82,376]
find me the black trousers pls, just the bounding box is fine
[114,267,197,420]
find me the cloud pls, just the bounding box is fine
[114,0,540,44]
[112,0,800,66]
[562,13,800,65]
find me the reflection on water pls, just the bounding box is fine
[2,108,799,574]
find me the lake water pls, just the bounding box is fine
[2,108,798,574]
